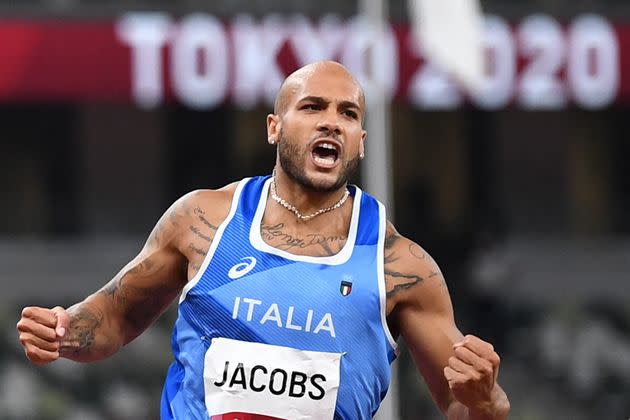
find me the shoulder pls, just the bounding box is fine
[179,181,241,215]
[383,221,450,313]
[155,182,241,246]
[384,221,440,276]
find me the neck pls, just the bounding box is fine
[271,167,349,220]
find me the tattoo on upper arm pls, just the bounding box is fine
[190,226,212,242]
[385,270,423,298]
[188,243,207,257]
[384,230,400,249]
[409,243,426,260]
[384,227,401,264]
[194,206,218,231]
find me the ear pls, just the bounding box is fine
[267,114,280,145]
[359,129,367,158]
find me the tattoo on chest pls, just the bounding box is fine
[261,223,346,256]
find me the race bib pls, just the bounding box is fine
[203,338,341,420]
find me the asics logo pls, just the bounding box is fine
[228,257,257,279]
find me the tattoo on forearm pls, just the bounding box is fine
[99,256,166,309]
[102,277,127,306]
[385,271,423,298]
[60,307,104,355]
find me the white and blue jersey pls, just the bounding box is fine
[160,176,397,420]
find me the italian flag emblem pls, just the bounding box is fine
[340,280,352,296]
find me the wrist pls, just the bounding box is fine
[468,386,510,420]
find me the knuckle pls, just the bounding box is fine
[482,365,493,377]
[450,379,464,389]
[493,353,501,365]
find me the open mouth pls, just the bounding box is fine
[311,140,341,167]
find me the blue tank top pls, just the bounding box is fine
[160,176,397,420]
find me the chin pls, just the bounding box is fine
[303,170,345,193]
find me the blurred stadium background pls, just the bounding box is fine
[1,0,629,419]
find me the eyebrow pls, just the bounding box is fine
[298,96,361,111]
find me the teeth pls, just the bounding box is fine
[315,156,335,164]
[320,143,335,150]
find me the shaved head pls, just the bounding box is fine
[273,61,366,119]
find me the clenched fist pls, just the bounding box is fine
[444,334,504,414]
[16,306,70,365]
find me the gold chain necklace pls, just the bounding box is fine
[270,171,350,221]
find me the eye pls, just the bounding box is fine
[301,103,321,110]
[343,110,358,119]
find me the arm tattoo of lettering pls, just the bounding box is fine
[194,206,218,232]
[188,243,207,257]
[190,226,212,243]
[385,270,423,298]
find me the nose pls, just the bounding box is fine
[316,110,343,136]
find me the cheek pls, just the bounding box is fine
[282,122,311,142]
[345,128,365,150]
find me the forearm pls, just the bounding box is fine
[446,385,510,420]
[59,293,125,363]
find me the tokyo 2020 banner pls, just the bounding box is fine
[0,13,627,110]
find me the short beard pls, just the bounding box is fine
[277,130,360,193]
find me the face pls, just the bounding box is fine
[267,65,367,192]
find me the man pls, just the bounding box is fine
[16,61,509,419]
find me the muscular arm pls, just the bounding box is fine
[59,194,195,362]
[384,224,510,419]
